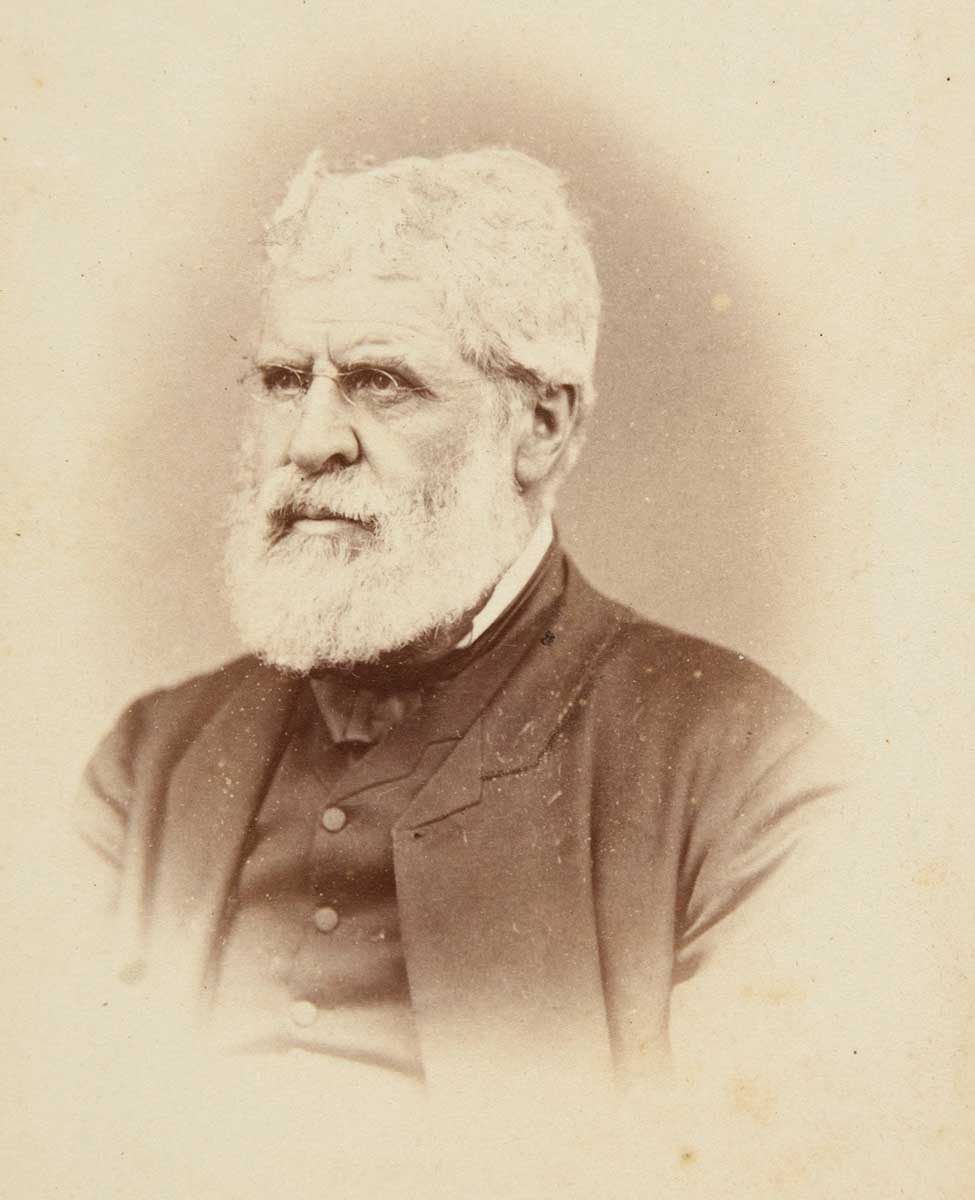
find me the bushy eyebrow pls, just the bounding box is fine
[253,343,312,369]
[328,338,415,363]
[332,348,412,370]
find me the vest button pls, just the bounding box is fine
[289,1000,318,1027]
[313,906,340,933]
[320,807,347,832]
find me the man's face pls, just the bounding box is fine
[225,269,535,672]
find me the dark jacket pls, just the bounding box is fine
[79,552,854,1098]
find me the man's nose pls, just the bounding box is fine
[286,376,361,475]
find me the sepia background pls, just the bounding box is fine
[2,0,972,1195]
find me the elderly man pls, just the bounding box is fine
[78,147,854,1103]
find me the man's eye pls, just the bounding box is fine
[260,366,307,397]
[341,368,412,404]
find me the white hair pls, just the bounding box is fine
[263,146,601,488]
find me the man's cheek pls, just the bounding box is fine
[253,420,293,477]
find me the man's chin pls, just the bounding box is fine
[242,613,448,677]
[227,536,449,672]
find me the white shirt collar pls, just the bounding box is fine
[454,516,554,650]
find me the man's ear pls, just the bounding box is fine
[514,384,577,492]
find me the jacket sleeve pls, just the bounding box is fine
[650,664,929,1193]
[664,667,911,1122]
[673,688,857,982]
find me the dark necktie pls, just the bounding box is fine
[309,675,421,746]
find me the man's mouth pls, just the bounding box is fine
[269,504,379,541]
[292,515,363,536]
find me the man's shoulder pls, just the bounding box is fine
[100,655,276,768]
[571,564,806,705]
[612,613,806,712]
[123,654,265,722]
[568,568,813,732]
[79,656,276,863]
[571,579,856,867]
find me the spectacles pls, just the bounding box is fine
[240,363,427,410]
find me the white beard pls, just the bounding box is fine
[224,423,533,673]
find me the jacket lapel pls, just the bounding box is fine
[393,562,628,1098]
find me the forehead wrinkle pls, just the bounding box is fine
[268,312,445,342]
[330,327,429,352]
[266,266,454,339]
[257,322,430,364]
[325,323,469,371]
